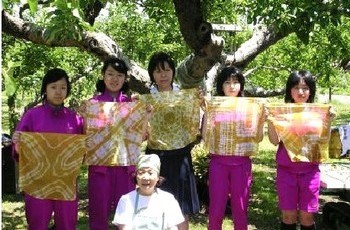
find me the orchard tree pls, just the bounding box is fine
[2,0,350,113]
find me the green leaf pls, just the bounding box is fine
[2,62,21,97]
[27,0,38,13]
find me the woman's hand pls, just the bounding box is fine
[85,136,95,150]
[146,104,154,114]
[131,94,140,102]
[76,100,89,116]
[142,104,153,141]
[329,106,336,121]
[12,131,21,145]
[197,87,206,110]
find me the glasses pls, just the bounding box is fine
[292,86,310,92]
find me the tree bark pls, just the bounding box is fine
[2,8,287,96]
[225,26,285,69]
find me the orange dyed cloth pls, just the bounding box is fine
[140,89,200,150]
[84,101,147,166]
[204,97,265,156]
[267,103,332,162]
[18,132,86,201]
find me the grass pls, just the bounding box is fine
[1,102,349,229]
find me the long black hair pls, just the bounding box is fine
[216,66,245,96]
[40,68,71,102]
[285,70,316,103]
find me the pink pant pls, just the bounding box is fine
[277,166,320,212]
[88,165,135,230]
[208,156,252,230]
[25,194,78,230]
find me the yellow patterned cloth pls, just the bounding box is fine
[85,101,147,166]
[18,132,86,201]
[267,103,332,162]
[140,89,200,150]
[204,97,265,156]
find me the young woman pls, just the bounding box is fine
[145,52,200,230]
[112,154,184,229]
[87,57,136,230]
[205,66,264,230]
[12,68,84,230]
[267,70,334,230]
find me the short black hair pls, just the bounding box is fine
[96,57,129,93]
[147,52,176,84]
[216,66,245,96]
[40,68,71,102]
[285,70,316,103]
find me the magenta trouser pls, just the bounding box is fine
[276,142,320,213]
[276,165,320,212]
[88,165,135,230]
[208,155,252,230]
[25,193,77,230]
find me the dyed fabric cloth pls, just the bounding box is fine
[18,132,86,201]
[267,103,332,162]
[84,100,147,166]
[140,88,200,150]
[339,125,350,157]
[204,97,265,156]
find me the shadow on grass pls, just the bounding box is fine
[2,193,26,230]
[249,158,280,230]
[240,149,279,229]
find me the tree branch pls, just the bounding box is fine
[2,10,150,93]
[225,26,286,68]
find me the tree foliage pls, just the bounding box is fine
[2,0,350,133]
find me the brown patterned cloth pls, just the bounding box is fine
[84,101,147,166]
[267,103,332,162]
[18,132,86,200]
[204,97,265,156]
[140,89,201,150]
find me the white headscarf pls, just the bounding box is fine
[137,154,161,174]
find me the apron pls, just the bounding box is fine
[132,191,165,230]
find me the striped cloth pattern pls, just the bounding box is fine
[204,97,265,156]
[85,101,147,166]
[267,103,332,162]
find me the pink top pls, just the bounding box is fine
[91,91,131,103]
[16,102,83,134]
[14,102,84,160]
[276,142,319,173]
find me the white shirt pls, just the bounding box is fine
[112,189,184,229]
[150,83,180,94]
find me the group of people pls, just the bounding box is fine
[12,51,335,230]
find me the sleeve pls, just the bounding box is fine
[164,193,185,228]
[112,194,134,226]
[12,110,33,161]
[16,110,34,132]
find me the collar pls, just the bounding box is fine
[150,83,180,94]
